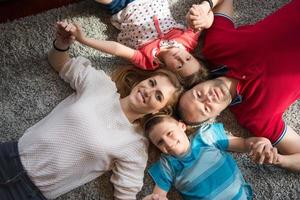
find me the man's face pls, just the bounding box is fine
[179,79,232,124]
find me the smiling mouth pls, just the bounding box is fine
[168,141,180,151]
[138,90,146,104]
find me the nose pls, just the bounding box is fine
[164,137,175,149]
[205,94,213,103]
[144,87,155,97]
[176,54,185,63]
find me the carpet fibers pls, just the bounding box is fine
[1,0,299,199]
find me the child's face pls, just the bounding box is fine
[149,119,190,156]
[160,47,203,78]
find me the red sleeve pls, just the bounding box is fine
[203,14,235,47]
[201,15,236,67]
[131,50,159,70]
[232,106,286,144]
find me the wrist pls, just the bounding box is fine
[53,39,70,52]
[202,0,213,10]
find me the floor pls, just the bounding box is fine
[0,0,79,23]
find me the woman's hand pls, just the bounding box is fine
[143,194,168,200]
[186,3,214,31]
[249,138,279,165]
[55,21,76,49]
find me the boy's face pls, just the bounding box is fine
[160,47,203,78]
[149,119,190,156]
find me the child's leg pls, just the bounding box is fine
[95,0,135,14]
[95,0,113,4]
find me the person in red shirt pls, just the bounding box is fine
[178,0,300,171]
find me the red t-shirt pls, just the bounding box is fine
[131,28,200,70]
[202,0,300,144]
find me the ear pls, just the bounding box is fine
[178,121,187,131]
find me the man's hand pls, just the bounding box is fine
[186,3,214,31]
[249,138,279,165]
[143,194,168,200]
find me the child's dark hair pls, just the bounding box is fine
[179,56,209,89]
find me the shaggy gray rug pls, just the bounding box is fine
[1,0,299,199]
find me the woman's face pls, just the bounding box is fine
[128,75,177,115]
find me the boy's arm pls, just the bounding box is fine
[227,135,279,164]
[143,185,168,200]
[69,23,136,61]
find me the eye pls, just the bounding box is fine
[167,131,172,136]
[155,92,163,102]
[149,79,155,87]
[204,105,210,113]
[177,65,182,69]
[197,92,201,99]
[157,140,164,146]
[186,56,192,61]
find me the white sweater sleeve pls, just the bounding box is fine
[110,139,148,200]
[59,56,113,94]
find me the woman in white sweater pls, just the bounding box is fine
[0,21,183,200]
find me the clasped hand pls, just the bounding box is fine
[249,138,279,165]
[186,3,214,31]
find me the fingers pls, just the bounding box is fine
[250,141,279,165]
[271,147,279,164]
[143,194,167,200]
[56,21,76,34]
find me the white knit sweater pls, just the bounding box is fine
[18,56,148,199]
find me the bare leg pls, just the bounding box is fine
[95,0,113,5]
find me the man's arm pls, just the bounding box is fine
[227,135,278,164]
[213,0,233,17]
[48,21,74,73]
[274,125,300,171]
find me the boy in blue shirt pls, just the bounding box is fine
[143,115,278,200]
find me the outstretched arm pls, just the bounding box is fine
[187,0,233,31]
[143,185,168,200]
[227,135,279,165]
[69,23,136,61]
[274,125,300,171]
[213,0,233,17]
[186,1,214,31]
[48,21,74,72]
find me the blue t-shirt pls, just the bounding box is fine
[148,123,253,200]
